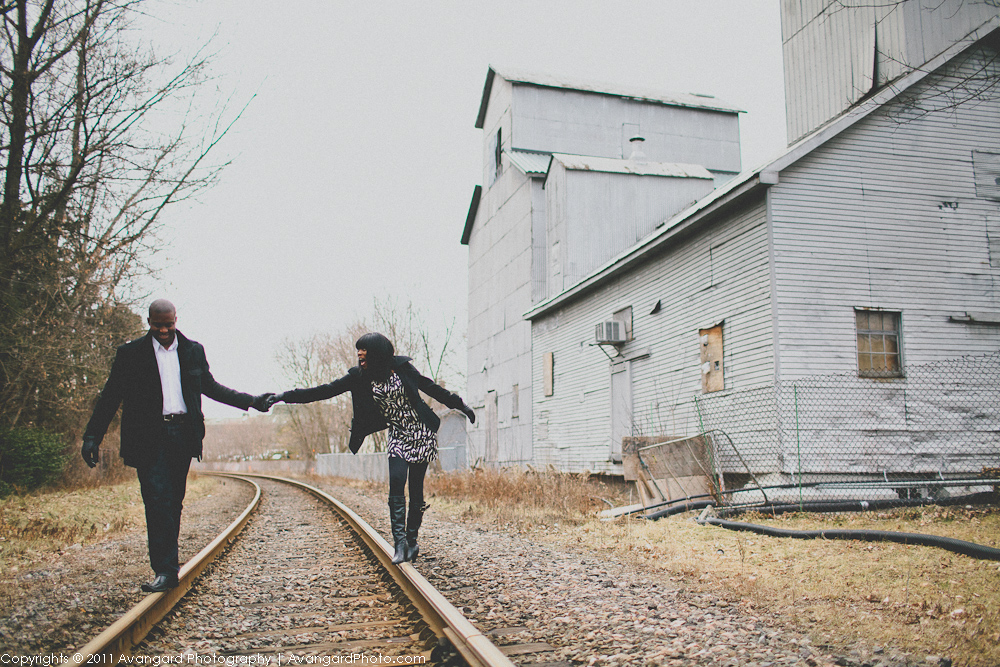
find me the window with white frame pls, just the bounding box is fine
[856,309,902,377]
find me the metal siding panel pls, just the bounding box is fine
[530,179,548,302]
[531,199,772,473]
[562,171,715,286]
[512,85,741,173]
[468,113,537,466]
[771,40,1000,379]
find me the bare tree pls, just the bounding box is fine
[274,328,360,458]
[275,297,464,456]
[0,0,243,435]
[370,296,463,389]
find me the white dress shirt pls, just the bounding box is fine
[153,337,187,415]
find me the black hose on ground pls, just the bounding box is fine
[641,491,995,521]
[697,515,1000,561]
[715,491,998,519]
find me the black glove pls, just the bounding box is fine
[265,392,285,410]
[81,435,100,468]
[460,404,476,424]
[251,393,276,412]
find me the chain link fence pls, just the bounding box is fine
[691,351,1000,507]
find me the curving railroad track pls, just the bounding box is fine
[75,474,515,667]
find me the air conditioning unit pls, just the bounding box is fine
[595,321,626,345]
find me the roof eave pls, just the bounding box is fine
[475,68,496,129]
[460,185,482,246]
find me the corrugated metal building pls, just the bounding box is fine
[463,3,1000,481]
[461,68,743,467]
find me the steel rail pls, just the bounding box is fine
[75,475,262,664]
[215,472,516,667]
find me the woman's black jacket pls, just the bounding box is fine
[279,356,468,454]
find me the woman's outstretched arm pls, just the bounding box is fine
[408,363,476,422]
[268,372,354,406]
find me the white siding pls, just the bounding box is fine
[466,76,534,465]
[511,85,742,173]
[781,0,999,143]
[531,199,773,474]
[560,170,715,286]
[771,40,1000,379]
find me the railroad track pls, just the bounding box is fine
[76,474,514,667]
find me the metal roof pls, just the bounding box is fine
[476,66,745,128]
[549,154,713,180]
[507,150,551,175]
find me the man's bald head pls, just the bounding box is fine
[148,299,178,347]
[149,299,176,317]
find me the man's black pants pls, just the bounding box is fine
[136,422,191,578]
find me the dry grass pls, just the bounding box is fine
[425,467,632,530]
[426,469,1000,667]
[0,476,221,573]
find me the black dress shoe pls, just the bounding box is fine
[141,574,179,593]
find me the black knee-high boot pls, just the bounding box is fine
[388,496,407,565]
[405,502,428,562]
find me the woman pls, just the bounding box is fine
[268,332,475,564]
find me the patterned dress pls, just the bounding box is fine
[370,371,438,463]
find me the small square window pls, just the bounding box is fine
[856,310,902,377]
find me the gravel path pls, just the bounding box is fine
[304,477,951,667]
[136,479,430,662]
[1,474,954,667]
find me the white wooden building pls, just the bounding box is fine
[461,68,744,467]
[463,3,1000,481]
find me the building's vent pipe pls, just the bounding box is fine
[628,136,647,163]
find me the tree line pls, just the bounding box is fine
[0,0,238,494]
[0,2,462,489]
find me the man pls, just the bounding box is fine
[81,299,273,593]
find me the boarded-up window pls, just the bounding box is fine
[543,352,554,396]
[988,216,1000,269]
[699,324,724,393]
[511,383,519,419]
[485,390,498,462]
[856,310,902,377]
[973,150,1000,201]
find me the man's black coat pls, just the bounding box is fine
[84,330,256,467]
[280,356,467,454]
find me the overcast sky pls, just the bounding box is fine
[138,0,788,418]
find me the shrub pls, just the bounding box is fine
[0,427,69,496]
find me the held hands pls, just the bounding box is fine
[251,393,276,413]
[81,435,100,468]
[264,393,285,410]
[460,404,476,424]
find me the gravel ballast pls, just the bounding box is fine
[0,474,954,667]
